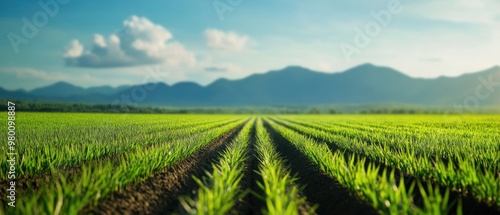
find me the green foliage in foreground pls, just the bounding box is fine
[254,118,312,215]
[0,113,498,215]
[180,118,254,215]
[3,115,245,215]
[0,113,240,180]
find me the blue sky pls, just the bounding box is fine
[1,0,499,90]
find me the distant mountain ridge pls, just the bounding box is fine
[29,81,131,97]
[1,63,500,106]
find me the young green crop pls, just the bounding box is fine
[0,113,242,180]
[281,116,500,169]
[254,117,311,215]
[1,113,497,214]
[272,116,500,207]
[5,117,247,215]
[180,118,254,215]
[267,118,456,214]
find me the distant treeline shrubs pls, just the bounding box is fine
[0,99,450,114]
[0,100,171,113]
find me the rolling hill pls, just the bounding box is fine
[1,63,499,106]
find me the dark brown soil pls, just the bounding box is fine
[263,119,377,215]
[84,123,244,215]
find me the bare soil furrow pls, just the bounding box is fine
[264,119,377,215]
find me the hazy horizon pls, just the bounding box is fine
[3,63,500,91]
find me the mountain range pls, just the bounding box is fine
[1,63,500,106]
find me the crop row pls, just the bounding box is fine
[254,118,310,215]
[179,117,311,215]
[0,113,239,179]
[279,116,499,168]
[272,116,499,207]
[267,119,456,214]
[5,117,245,214]
[2,114,498,214]
[181,118,254,214]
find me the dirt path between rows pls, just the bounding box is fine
[84,123,244,215]
[263,120,377,215]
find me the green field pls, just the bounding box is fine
[1,113,499,214]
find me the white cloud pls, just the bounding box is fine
[204,29,250,51]
[0,67,68,80]
[310,61,335,72]
[63,40,83,58]
[0,67,98,90]
[333,25,500,78]
[64,15,196,68]
[316,0,500,78]
[0,67,142,90]
[204,63,242,73]
[407,0,500,25]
